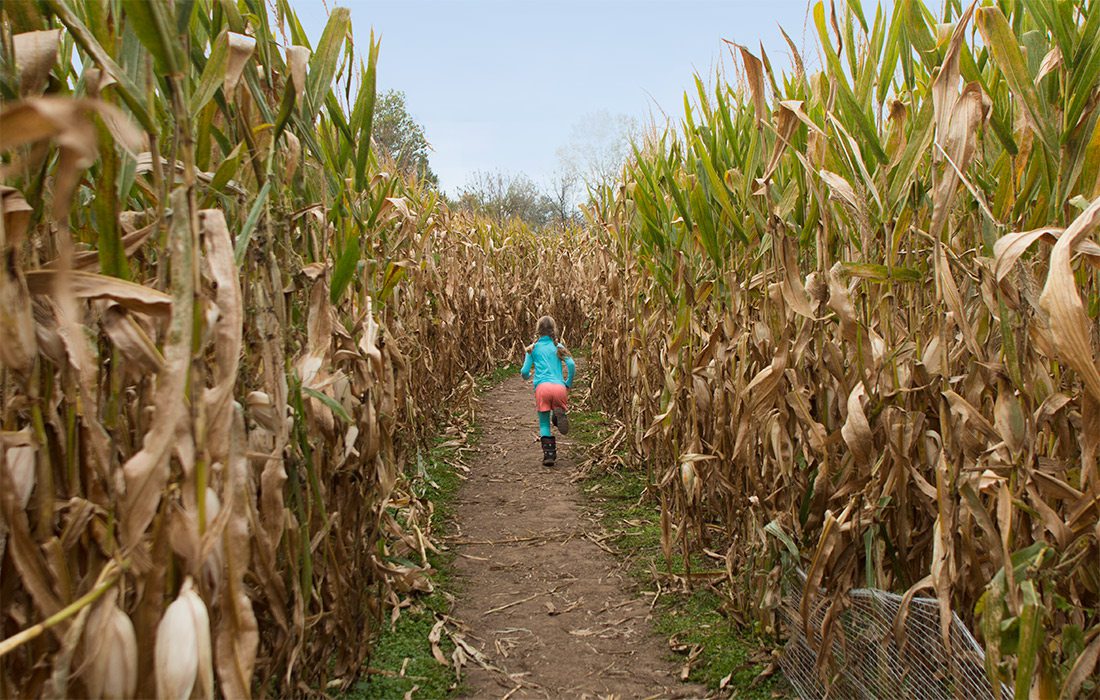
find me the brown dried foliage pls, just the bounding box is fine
[0,3,586,697]
[583,2,1100,695]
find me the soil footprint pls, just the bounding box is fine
[448,371,707,699]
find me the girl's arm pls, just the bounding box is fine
[558,344,576,388]
[520,349,534,379]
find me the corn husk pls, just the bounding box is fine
[155,578,212,700]
[83,591,138,700]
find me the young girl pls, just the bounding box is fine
[520,316,575,466]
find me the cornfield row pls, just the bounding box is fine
[584,0,1099,696]
[0,1,586,696]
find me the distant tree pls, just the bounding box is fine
[546,166,580,229]
[556,110,639,192]
[455,170,555,227]
[373,89,438,185]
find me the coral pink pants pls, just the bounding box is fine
[534,382,568,412]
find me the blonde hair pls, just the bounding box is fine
[536,315,557,341]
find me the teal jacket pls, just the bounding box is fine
[521,336,575,388]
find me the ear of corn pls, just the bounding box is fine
[84,589,138,700]
[155,577,209,700]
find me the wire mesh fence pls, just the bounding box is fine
[778,569,1011,700]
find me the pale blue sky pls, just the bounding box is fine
[297,1,817,195]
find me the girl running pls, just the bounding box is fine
[520,316,575,466]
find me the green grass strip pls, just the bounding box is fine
[346,440,464,699]
[348,364,519,699]
[575,408,789,698]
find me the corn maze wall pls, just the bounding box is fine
[0,1,588,696]
[583,0,1100,697]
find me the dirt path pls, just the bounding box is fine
[447,372,708,700]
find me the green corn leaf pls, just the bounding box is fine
[877,3,904,105]
[352,58,378,190]
[325,92,355,150]
[302,387,352,424]
[1060,101,1100,199]
[277,0,312,47]
[1027,0,1074,61]
[354,33,380,190]
[1067,109,1100,198]
[362,174,396,230]
[304,7,350,124]
[190,30,229,117]
[176,0,197,35]
[848,0,868,34]
[329,231,360,303]
[242,63,276,123]
[976,6,1058,156]
[844,10,860,88]
[764,520,799,558]
[694,132,744,244]
[234,181,271,265]
[887,97,934,208]
[977,585,1006,692]
[689,181,720,264]
[217,0,245,33]
[661,155,692,236]
[272,81,297,144]
[378,261,408,304]
[902,0,936,68]
[859,4,886,103]
[1013,581,1043,700]
[1065,12,1100,138]
[120,0,181,75]
[813,2,887,165]
[205,142,244,198]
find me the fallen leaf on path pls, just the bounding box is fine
[429,619,448,667]
[544,600,581,616]
[679,643,703,680]
[485,593,537,615]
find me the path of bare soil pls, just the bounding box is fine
[446,372,708,700]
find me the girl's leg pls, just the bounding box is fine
[538,412,556,466]
[551,385,569,435]
[552,406,569,435]
[534,384,557,466]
